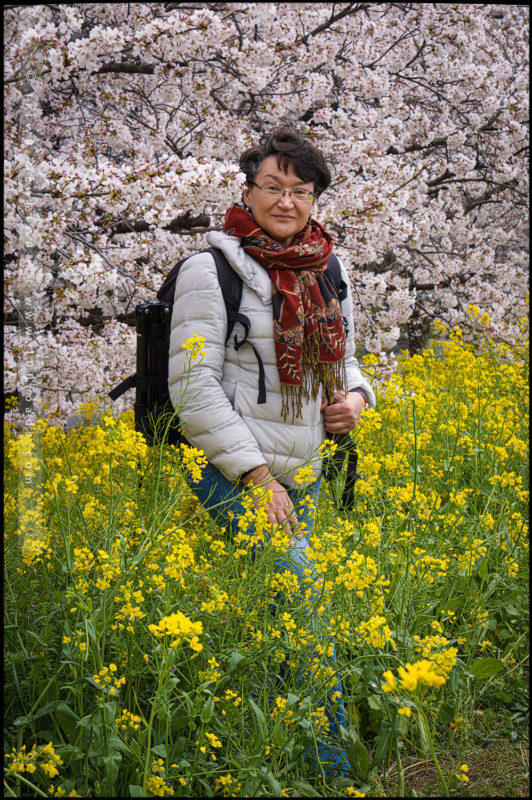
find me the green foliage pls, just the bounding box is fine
[4,324,528,797]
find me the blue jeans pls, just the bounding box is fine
[184,460,350,778]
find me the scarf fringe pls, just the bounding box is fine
[280,330,347,421]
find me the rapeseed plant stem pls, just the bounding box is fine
[142,651,170,793]
[416,698,449,797]
[3,777,17,797]
[395,737,404,797]
[3,771,47,797]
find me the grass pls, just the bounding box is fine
[396,738,529,797]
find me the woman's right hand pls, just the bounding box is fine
[240,464,302,539]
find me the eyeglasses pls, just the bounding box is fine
[248,180,314,203]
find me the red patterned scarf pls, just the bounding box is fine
[222,205,347,420]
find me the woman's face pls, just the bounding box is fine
[243,155,316,247]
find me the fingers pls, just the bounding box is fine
[250,479,303,542]
[323,392,365,433]
[324,406,355,433]
[276,502,299,535]
[268,487,301,537]
[321,392,343,411]
[324,420,350,434]
[283,514,304,541]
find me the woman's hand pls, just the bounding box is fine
[240,464,302,540]
[321,391,366,434]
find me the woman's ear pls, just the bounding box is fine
[242,184,251,209]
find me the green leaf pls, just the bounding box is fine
[342,726,370,778]
[367,694,383,712]
[228,651,249,674]
[14,701,56,726]
[182,692,194,716]
[242,776,261,797]
[259,768,282,796]
[101,752,122,795]
[108,735,135,757]
[200,695,214,723]
[170,715,190,734]
[84,617,97,644]
[162,675,179,691]
[484,575,501,600]
[449,664,467,694]
[151,744,166,758]
[292,780,322,797]
[416,710,431,757]
[102,700,117,726]
[469,658,505,679]
[248,697,267,743]
[285,739,304,759]
[387,629,414,647]
[285,692,299,710]
[128,785,144,797]
[169,737,186,762]
[371,720,394,768]
[438,702,455,725]
[129,737,141,760]
[55,701,79,737]
[271,717,286,747]
[197,777,214,796]
[55,744,83,758]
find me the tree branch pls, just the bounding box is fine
[97,61,156,75]
[386,136,447,155]
[96,210,213,236]
[301,3,371,41]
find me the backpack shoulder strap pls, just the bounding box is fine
[207,247,244,345]
[209,248,266,404]
[157,260,184,304]
[157,248,243,345]
[325,252,348,302]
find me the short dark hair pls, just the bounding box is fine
[239,126,331,197]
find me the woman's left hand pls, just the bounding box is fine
[321,391,366,434]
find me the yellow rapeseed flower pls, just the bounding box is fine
[182,333,206,360]
[381,670,397,692]
[148,610,203,652]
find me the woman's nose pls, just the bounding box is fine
[276,190,295,208]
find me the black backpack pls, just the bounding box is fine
[109,247,347,448]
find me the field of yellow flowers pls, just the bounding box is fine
[4,318,529,798]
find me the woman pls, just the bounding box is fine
[168,127,375,777]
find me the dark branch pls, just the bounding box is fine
[386,136,447,155]
[97,61,156,75]
[98,210,212,236]
[163,210,211,232]
[302,3,371,41]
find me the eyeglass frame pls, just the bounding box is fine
[247,180,315,203]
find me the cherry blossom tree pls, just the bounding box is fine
[4,2,529,422]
